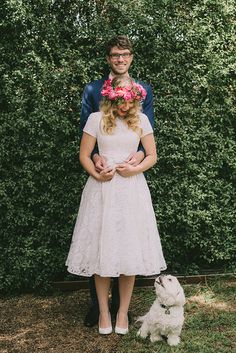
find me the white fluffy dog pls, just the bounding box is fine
[137,274,186,346]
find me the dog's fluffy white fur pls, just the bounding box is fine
[137,275,185,346]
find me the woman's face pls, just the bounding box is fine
[117,100,134,117]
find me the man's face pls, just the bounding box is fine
[106,46,133,76]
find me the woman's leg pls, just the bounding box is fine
[116,275,135,328]
[94,275,111,328]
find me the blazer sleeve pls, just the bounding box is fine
[79,82,101,156]
[142,84,154,129]
[138,83,154,153]
[79,84,94,134]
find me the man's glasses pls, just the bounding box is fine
[109,53,132,60]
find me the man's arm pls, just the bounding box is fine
[138,83,155,153]
[142,84,154,128]
[79,83,100,156]
[80,84,94,133]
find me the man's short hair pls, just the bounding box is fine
[106,35,133,56]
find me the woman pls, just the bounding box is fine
[66,77,166,335]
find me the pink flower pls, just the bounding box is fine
[101,79,147,102]
[133,83,147,99]
[125,85,132,91]
[108,91,117,100]
[123,92,133,100]
[115,87,126,98]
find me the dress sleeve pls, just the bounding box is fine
[140,114,154,137]
[83,113,98,138]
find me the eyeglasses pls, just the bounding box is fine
[109,53,132,60]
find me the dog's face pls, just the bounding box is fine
[154,275,186,307]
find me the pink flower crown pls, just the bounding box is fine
[101,79,147,102]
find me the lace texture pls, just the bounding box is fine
[66,113,167,277]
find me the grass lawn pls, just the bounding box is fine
[0,277,235,353]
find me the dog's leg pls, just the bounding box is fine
[167,335,180,346]
[137,321,149,339]
[150,332,163,343]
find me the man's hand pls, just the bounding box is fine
[116,163,138,178]
[97,167,116,182]
[92,154,107,172]
[125,151,145,167]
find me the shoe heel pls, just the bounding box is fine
[115,326,129,335]
[98,313,112,335]
[99,326,112,335]
[115,313,129,335]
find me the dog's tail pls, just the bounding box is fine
[135,314,147,323]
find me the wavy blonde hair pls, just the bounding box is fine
[100,78,142,135]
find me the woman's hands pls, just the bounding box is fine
[92,155,116,181]
[96,167,116,182]
[95,163,139,181]
[116,163,139,177]
[92,154,107,173]
[92,151,143,181]
[93,153,142,180]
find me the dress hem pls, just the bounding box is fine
[66,266,167,278]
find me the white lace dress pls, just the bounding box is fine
[66,112,167,277]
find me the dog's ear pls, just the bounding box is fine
[175,287,186,306]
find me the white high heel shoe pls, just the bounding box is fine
[98,314,112,335]
[115,314,129,335]
[115,325,129,335]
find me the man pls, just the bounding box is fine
[80,35,154,327]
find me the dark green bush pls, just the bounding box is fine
[1,0,235,293]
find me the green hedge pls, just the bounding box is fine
[1,0,235,293]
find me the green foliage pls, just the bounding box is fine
[1,0,235,293]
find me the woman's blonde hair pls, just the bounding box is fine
[100,77,142,135]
